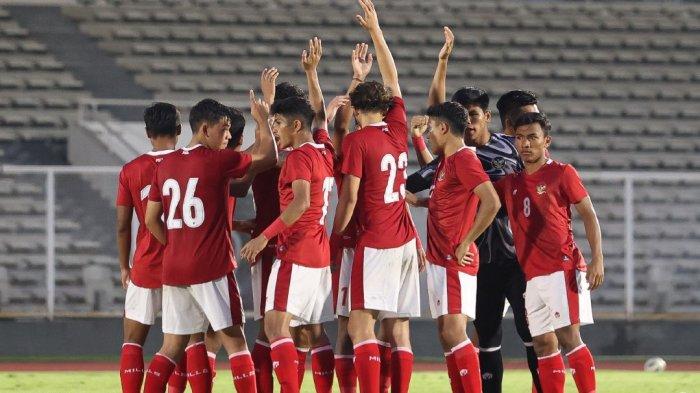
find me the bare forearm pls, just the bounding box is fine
[279,199,308,227]
[333,197,357,234]
[413,139,434,168]
[428,59,448,106]
[146,220,166,245]
[582,212,603,260]
[369,29,399,93]
[459,200,499,245]
[116,228,131,270]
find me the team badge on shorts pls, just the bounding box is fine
[536,184,547,195]
[554,311,561,318]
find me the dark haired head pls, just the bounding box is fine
[225,106,245,149]
[451,87,489,111]
[496,89,538,128]
[189,98,229,133]
[270,96,315,131]
[349,81,393,114]
[513,112,551,136]
[144,102,181,137]
[426,101,469,137]
[275,82,306,102]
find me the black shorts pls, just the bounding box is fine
[473,260,532,349]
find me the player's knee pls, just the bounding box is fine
[555,325,582,353]
[264,318,288,342]
[439,324,467,350]
[532,333,558,357]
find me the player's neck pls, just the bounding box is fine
[443,138,466,158]
[473,129,491,146]
[150,137,176,152]
[356,112,383,128]
[523,156,548,175]
[187,134,207,149]
[292,132,313,149]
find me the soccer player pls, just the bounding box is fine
[495,112,604,393]
[407,27,543,393]
[240,95,336,393]
[142,95,277,393]
[117,102,180,393]
[495,90,539,136]
[333,1,423,392]
[407,102,500,393]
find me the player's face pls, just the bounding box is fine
[427,118,446,154]
[271,113,296,149]
[464,105,490,146]
[514,123,551,163]
[203,117,231,150]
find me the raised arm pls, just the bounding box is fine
[332,43,373,152]
[410,115,434,167]
[116,206,132,289]
[145,201,166,245]
[455,181,501,265]
[247,90,278,173]
[428,26,454,107]
[301,37,328,130]
[260,67,279,106]
[574,196,604,290]
[355,0,401,98]
[332,174,360,235]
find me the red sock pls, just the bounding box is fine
[353,340,381,393]
[377,341,392,393]
[167,355,187,393]
[185,342,212,393]
[390,347,413,393]
[451,340,482,393]
[310,345,334,393]
[144,353,177,393]
[296,347,308,388]
[335,355,357,393]
[230,350,257,393]
[537,352,566,393]
[270,338,300,393]
[207,351,217,379]
[444,352,463,393]
[252,340,274,393]
[120,343,144,393]
[567,344,596,393]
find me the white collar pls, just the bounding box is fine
[299,142,325,149]
[367,121,387,127]
[182,144,202,152]
[146,149,174,156]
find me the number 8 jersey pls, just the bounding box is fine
[148,144,251,286]
[341,96,415,249]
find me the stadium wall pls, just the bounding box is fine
[1,317,699,359]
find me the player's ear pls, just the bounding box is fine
[294,119,303,133]
[484,110,492,122]
[544,134,552,148]
[175,124,182,136]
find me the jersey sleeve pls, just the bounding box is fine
[406,157,439,193]
[147,170,162,203]
[219,149,252,179]
[561,164,588,204]
[340,136,363,178]
[385,96,407,142]
[455,153,491,192]
[284,150,314,183]
[115,168,133,207]
[313,128,333,150]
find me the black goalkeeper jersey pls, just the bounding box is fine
[407,132,523,266]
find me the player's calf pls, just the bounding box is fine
[555,325,595,393]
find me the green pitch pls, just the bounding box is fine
[1,370,699,392]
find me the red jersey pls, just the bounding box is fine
[148,145,252,285]
[252,167,281,241]
[426,147,490,275]
[276,131,335,268]
[341,96,414,249]
[115,150,174,288]
[495,159,588,280]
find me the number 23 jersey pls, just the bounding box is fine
[148,145,251,286]
[495,159,588,281]
[340,96,414,249]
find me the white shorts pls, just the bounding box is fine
[334,247,354,318]
[162,272,244,335]
[426,262,477,319]
[265,259,334,326]
[525,269,594,337]
[124,281,162,325]
[350,239,420,318]
[251,246,276,321]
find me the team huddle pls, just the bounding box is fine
[115,1,605,393]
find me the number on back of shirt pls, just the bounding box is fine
[381,152,408,204]
[162,178,205,229]
[320,177,334,224]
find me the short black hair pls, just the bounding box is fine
[451,87,489,110]
[270,96,315,131]
[226,106,245,148]
[426,101,469,137]
[496,90,538,128]
[275,82,306,102]
[513,112,551,136]
[349,81,393,114]
[189,98,229,133]
[144,102,180,137]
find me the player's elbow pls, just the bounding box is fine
[144,214,158,232]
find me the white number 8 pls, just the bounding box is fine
[162,178,205,229]
[523,197,531,218]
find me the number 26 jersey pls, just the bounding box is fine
[148,145,251,286]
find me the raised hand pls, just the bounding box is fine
[355,0,380,33]
[301,37,323,72]
[351,42,373,80]
[260,67,279,105]
[325,95,350,124]
[438,26,454,61]
[410,115,429,138]
[250,89,270,125]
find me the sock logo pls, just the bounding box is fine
[459,369,468,376]
[552,369,566,374]
[122,368,143,374]
[233,371,256,381]
[368,356,381,363]
[314,370,334,376]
